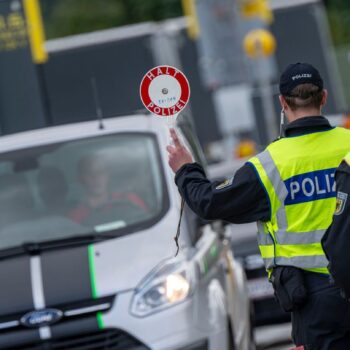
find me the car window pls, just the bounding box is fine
[0,133,169,250]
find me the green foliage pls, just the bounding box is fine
[40,0,183,39]
[325,0,350,46]
[40,0,350,45]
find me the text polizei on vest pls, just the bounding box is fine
[284,169,336,205]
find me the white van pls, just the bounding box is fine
[0,114,253,350]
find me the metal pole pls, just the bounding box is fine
[257,57,278,143]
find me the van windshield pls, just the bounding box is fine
[0,133,168,250]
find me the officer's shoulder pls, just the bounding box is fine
[271,136,285,145]
[335,126,350,133]
[265,137,286,151]
[333,126,350,138]
[338,160,350,175]
[246,138,287,164]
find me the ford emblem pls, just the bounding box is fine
[20,309,63,328]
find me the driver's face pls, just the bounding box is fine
[80,160,109,197]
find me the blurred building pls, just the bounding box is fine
[0,0,345,158]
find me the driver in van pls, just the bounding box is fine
[69,153,147,226]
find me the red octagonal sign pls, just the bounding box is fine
[140,65,190,117]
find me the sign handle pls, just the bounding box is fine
[166,113,178,128]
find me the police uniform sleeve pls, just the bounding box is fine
[322,161,350,294]
[174,162,270,223]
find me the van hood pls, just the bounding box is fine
[92,229,180,297]
[0,228,178,348]
[0,202,182,347]
[0,211,182,314]
[41,227,179,307]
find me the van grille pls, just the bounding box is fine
[8,329,149,350]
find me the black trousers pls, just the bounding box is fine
[292,271,350,349]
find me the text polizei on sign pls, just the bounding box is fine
[140,65,190,118]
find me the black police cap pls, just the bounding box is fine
[279,63,324,96]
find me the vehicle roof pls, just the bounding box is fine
[0,114,167,153]
[271,0,319,10]
[46,18,186,53]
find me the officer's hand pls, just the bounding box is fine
[167,128,194,173]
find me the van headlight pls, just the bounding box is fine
[130,259,196,317]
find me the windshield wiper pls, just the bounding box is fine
[0,232,117,261]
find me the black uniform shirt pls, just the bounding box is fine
[322,160,350,296]
[175,116,333,224]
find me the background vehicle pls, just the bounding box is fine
[0,114,253,350]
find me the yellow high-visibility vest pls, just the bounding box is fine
[345,152,350,166]
[248,127,350,274]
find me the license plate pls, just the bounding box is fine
[247,277,274,300]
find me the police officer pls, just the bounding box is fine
[322,153,350,298]
[167,63,350,349]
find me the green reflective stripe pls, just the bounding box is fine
[88,245,104,330]
[263,255,328,270]
[88,245,98,299]
[210,243,218,258]
[97,312,104,330]
[275,229,326,245]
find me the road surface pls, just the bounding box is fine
[255,323,294,349]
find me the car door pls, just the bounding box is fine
[177,115,252,349]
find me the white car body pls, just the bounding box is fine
[0,115,253,350]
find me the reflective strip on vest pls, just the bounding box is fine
[263,255,328,270]
[257,232,274,246]
[260,242,325,258]
[259,242,328,269]
[257,229,325,245]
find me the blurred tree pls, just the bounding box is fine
[39,0,350,46]
[40,0,183,39]
[325,0,350,46]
